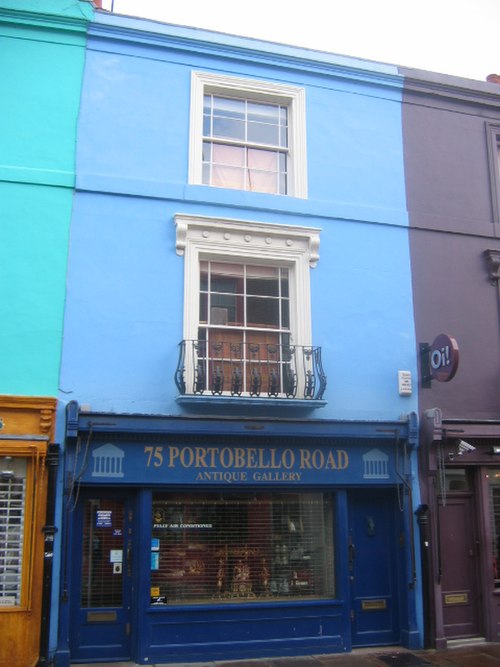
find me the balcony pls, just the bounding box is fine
[175,340,327,404]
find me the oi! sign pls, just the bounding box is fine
[429,333,459,382]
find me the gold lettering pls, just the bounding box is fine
[326,451,337,469]
[247,448,257,468]
[220,447,234,468]
[311,449,325,469]
[258,448,269,469]
[206,448,218,468]
[234,448,246,468]
[282,449,295,469]
[168,446,180,468]
[194,447,208,468]
[179,447,194,467]
[338,450,349,469]
[144,446,154,467]
[299,449,311,469]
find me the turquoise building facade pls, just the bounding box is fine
[0,0,93,395]
[0,3,93,665]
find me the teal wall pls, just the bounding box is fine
[0,1,92,395]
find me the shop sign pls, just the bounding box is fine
[420,333,459,386]
[70,441,399,486]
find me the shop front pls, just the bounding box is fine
[56,403,421,665]
[420,409,500,648]
[0,395,57,667]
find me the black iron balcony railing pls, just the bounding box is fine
[175,340,327,400]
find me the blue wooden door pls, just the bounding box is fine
[348,489,401,647]
[70,492,134,662]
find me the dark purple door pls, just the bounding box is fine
[438,493,481,637]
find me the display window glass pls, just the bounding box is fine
[150,491,334,604]
[0,457,27,606]
[488,469,500,588]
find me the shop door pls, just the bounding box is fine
[348,489,401,647]
[438,493,481,638]
[70,492,135,662]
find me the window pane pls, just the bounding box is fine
[281,299,290,329]
[248,148,277,170]
[199,293,208,323]
[210,294,244,326]
[150,492,335,605]
[212,165,245,189]
[210,263,244,292]
[202,163,211,186]
[212,144,245,167]
[81,499,124,608]
[203,113,211,138]
[213,117,245,141]
[248,170,277,194]
[0,458,27,606]
[280,269,289,297]
[488,470,500,588]
[247,268,280,297]
[247,122,280,146]
[247,101,280,124]
[247,296,280,328]
[202,142,211,162]
[213,96,245,119]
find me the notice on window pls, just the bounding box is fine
[109,549,123,563]
[96,510,112,528]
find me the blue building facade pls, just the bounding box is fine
[54,10,422,665]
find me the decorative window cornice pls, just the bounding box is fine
[175,214,320,268]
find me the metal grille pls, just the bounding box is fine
[151,492,334,605]
[488,470,500,587]
[0,472,26,606]
[81,499,124,608]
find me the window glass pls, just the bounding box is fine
[445,469,470,492]
[488,470,500,588]
[80,498,124,608]
[197,261,291,394]
[150,492,334,605]
[0,457,27,606]
[202,94,288,195]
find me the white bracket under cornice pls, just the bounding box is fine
[174,214,321,268]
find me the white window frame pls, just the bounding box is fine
[189,72,308,199]
[487,124,500,223]
[175,214,320,395]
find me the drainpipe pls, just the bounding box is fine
[37,443,60,667]
[415,504,433,648]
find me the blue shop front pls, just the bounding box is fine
[57,404,421,665]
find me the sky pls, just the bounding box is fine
[102,0,499,83]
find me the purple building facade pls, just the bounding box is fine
[401,67,500,647]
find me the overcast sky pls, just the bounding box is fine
[103,0,499,83]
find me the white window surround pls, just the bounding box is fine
[174,214,320,349]
[189,71,308,199]
[487,123,500,223]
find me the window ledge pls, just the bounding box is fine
[176,394,327,410]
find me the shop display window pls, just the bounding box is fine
[150,491,334,604]
[0,457,27,606]
[488,470,500,588]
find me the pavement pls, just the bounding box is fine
[73,641,500,667]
